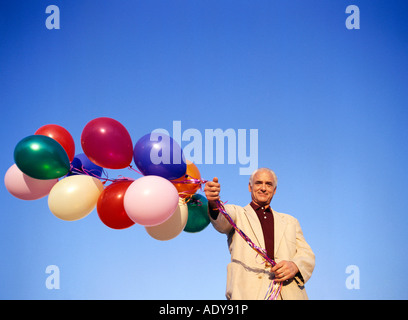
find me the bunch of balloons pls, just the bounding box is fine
[4,117,210,241]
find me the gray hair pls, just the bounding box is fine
[249,168,278,188]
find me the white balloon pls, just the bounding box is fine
[48,175,104,221]
[145,199,188,241]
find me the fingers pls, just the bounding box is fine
[271,261,298,283]
[271,261,285,282]
[204,177,221,201]
[274,271,287,282]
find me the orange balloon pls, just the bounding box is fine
[171,160,201,198]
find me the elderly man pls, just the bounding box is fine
[204,168,315,300]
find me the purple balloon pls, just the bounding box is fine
[133,133,186,180]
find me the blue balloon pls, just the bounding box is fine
[133,132,186,180]
[69,153,103,178]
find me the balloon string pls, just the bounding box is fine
[170,175,208,185]
[214,199,281,300]
[215,200,275,266]
[179,179,278,271]
[69,165,133,184]
[99,168,132,183]
[264,281,283,300]
[182,194,204,206]
[170,175,208,199]
[128,165,143,175]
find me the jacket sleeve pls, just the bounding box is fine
[291,218,315,285]
[208,204,238,235]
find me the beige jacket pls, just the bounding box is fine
[210,204,315,300]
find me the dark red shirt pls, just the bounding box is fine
[250,201,274,260]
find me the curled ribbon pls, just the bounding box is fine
[215,200,282,300]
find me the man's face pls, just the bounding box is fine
[248,170,277,207]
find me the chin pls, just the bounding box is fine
[256,199,271,206]
[257,196,270,201]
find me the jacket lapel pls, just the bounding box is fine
[272,210,287,258]
[243,204,265,250]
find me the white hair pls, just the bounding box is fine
[249,168,278,188]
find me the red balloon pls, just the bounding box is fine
[35,124,75,161]
[81,117,133,169]
[97,180,135,229]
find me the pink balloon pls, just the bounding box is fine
[4,164,58,200]
[124,175,179,226]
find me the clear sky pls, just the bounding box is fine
[1,0,408,299]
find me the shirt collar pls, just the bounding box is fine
[250,201,272,213]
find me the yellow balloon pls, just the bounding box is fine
[48,175,104,221]
[145,198,188,241]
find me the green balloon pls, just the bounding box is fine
[14,135,70,180]
[184,194,211,233]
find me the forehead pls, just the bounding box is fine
[253,170,274,182]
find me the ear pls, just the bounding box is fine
[248,183,252,193]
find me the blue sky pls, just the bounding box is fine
[1,0,408,299]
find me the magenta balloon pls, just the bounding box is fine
[4,164,58,200]
[123,175,179,226]
[81,117,133,169]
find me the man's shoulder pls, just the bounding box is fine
[272,209,299,224]
[225,203,256,211]
[224,204,246,212]
[225,204,300,224]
